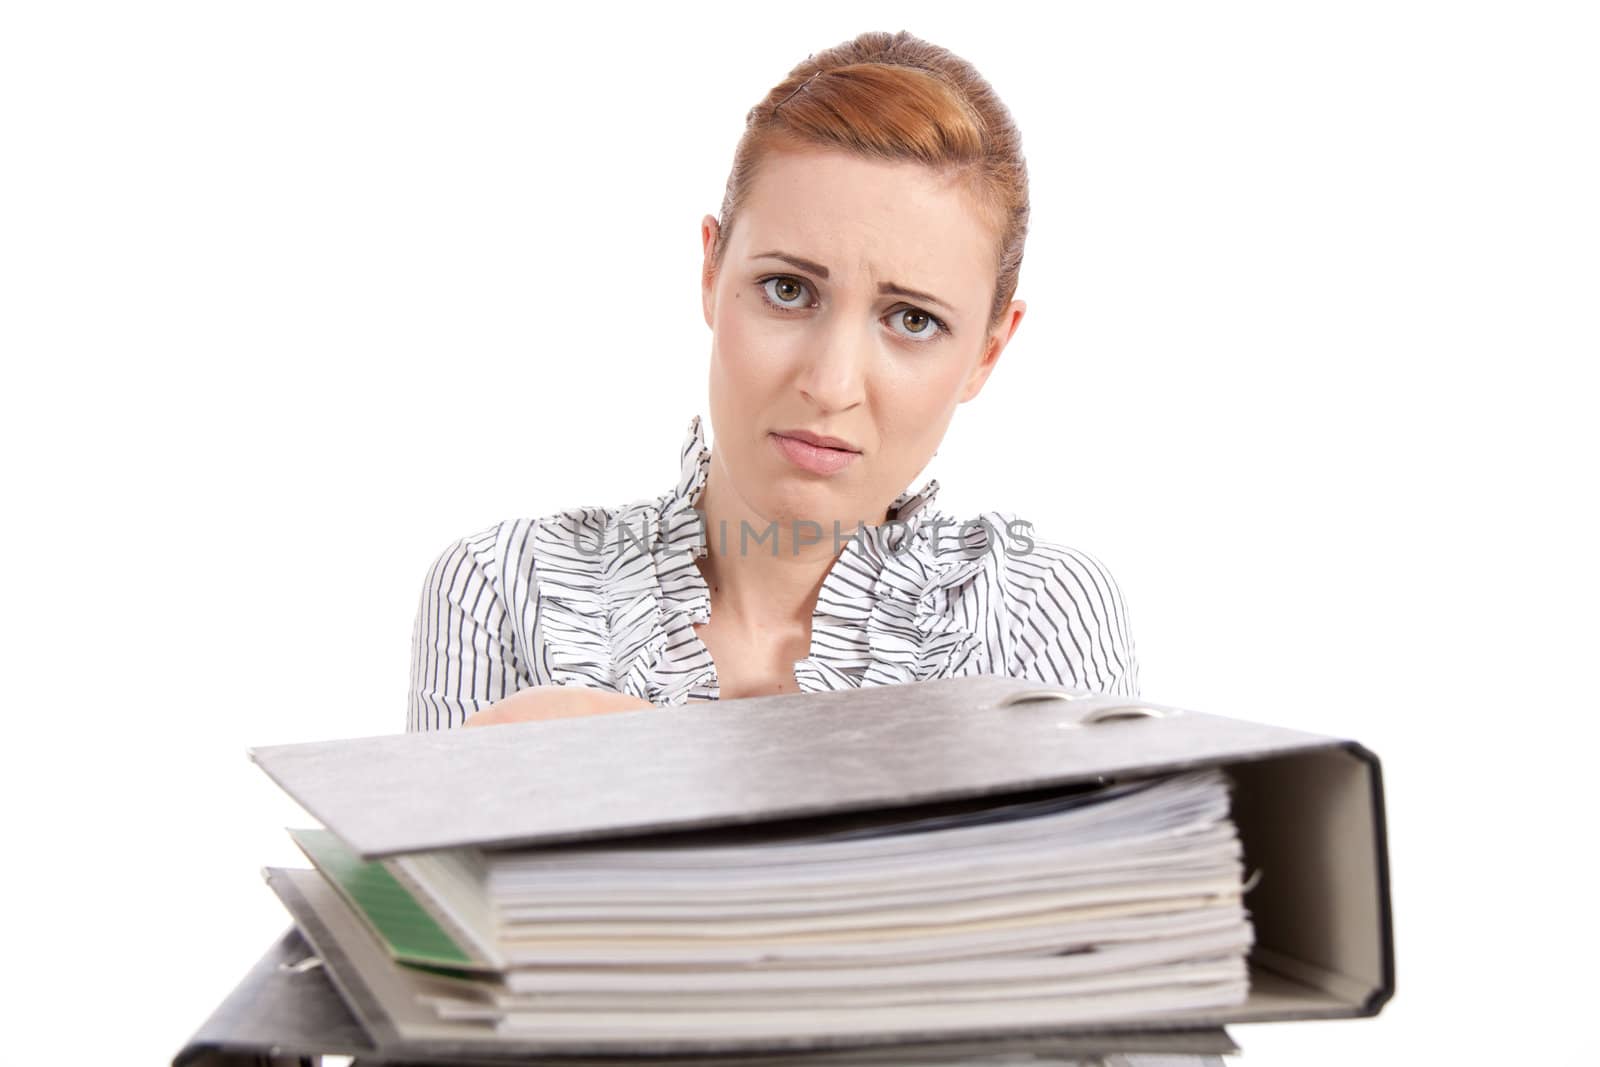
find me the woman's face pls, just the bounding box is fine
[701,145,1025,536]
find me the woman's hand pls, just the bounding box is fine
[463,685,655,727]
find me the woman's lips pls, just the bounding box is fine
[770,432,861,475]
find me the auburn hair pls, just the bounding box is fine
[713,31,1030,331]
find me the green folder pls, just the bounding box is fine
[289,826,478,973]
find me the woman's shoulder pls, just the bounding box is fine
[914,507,1128,594]
[907,507,1139,695]
[422,496,664,590]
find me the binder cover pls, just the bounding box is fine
[250,675,1372,863]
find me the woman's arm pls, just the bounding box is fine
[407,534,532,730]
[408,533,654,730]
[461,685,654,727]
[1009,545,1140,698]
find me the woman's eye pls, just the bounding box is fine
[761,276,813,309]
[758,277,947,343]
[889,306,947,342]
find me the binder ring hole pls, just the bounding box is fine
[1081,704,1166,724]
[997,689,1095,708]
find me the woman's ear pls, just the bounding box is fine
[701,215,721,329]
[959,299,1026,403]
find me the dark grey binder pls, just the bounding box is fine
[180,674,1392,1063]
[173,926,375,1066]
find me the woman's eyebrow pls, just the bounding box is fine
[753,250,956,314]
[755,249,831,278]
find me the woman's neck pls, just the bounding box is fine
[692,452,886,630]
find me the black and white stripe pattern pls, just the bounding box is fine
[408,417,1138,732]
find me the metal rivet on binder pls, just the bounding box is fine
[278,955,324,974]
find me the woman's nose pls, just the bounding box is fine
[797,321,870,413]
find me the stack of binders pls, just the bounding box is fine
[173,674,1394,1065]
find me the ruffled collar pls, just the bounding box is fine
[529,416,1006,704]
[651,415,993,694]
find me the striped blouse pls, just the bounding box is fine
[407,416,1139,732]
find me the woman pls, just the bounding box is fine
[399,35,1215,1066]
[408,29,1139,732]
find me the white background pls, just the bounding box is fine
[2,2,1595,1063]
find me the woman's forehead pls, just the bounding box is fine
[734,147,997,298]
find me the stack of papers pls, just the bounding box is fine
[284,768,1253,1045]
